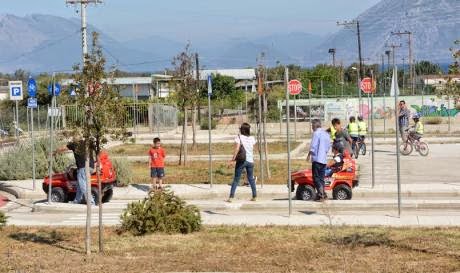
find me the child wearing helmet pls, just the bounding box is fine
[408,114,424,140]
[357,115,367,141]
[347,116,359,154]
[324,144,344,177]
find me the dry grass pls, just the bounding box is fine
[1,226,459,273]
[129,159,308,184]
[109,141,300,157]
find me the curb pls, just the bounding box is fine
[32,199,460,214]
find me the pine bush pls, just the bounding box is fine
[119,189,201,235]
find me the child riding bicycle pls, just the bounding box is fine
[357,115,367,142]
[407,113,424,141]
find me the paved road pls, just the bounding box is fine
[2,143,460,227]
[357,143,460,185]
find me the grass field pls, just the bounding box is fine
[108,141,301,157]
[1,226,459,273]
[129,159,308,184]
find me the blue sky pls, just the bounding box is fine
[3,0,381,41]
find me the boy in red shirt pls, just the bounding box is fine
[149,137,166,191]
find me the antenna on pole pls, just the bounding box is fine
[65,0,103,66]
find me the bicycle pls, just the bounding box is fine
[399,130,429,156]
[352,136,367,159]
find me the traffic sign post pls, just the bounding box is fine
[207,75,213,188]
[288,80,302,141]
[361,76,376,189]
[285,68,292,216]
[9,81,23,142]
[28,97,38,191]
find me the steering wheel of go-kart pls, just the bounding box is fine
[65,164,78,180]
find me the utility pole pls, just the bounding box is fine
[391,31,414,94]
[66,0,103,65]
[337,20,364,77]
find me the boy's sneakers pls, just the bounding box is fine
[226,198,234,203]
[250,197,257,202]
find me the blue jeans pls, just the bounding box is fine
[229,161,257,198]
[75,167,94,204]
[312,161,326,198]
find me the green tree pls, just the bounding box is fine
[71,32,126,254]
[415,60,442,75]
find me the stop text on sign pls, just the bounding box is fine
[288,80,302,95]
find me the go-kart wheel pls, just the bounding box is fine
[102,188,113,203]
[91,188,100,205]
[332,184,352,200]
[296,184,317,201]
[417,142,429,156]
[399,143,413,155]
[50,187,67,203]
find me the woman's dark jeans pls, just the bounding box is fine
[229,161,257,198]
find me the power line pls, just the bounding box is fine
[0,30,80,64]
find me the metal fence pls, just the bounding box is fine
[63,103,178,133]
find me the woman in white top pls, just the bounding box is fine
[227,122,257,202]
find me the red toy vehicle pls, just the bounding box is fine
[43,151,117,204]
[291,154,359,201]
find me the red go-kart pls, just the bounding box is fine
[43,151,117,204]
[291,154,359,201]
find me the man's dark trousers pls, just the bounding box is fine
[312,161,326,198]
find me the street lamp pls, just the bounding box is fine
[328,48,336,67]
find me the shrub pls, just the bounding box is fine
[423,117,443,125]
[0,138,70,180]
[119,189,201,236]
[200,119,217,130]
[0,211,7,228]
[112,158,133,187]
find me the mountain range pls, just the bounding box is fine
[0,0,458,73]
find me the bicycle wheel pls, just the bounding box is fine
[360,143,367,155]
[353,144,359,159]
[417,142,429,156]
[399,142,413,155]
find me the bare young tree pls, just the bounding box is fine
[172,44,199,164]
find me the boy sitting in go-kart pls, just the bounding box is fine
[325,144,344,177]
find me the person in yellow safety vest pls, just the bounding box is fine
[408,113,424,140]
[329,124,337,142]
[357,115,367,142]
[347,116,360,154]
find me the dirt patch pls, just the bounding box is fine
[1,226,460,273]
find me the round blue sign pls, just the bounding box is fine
[28,78,37,97]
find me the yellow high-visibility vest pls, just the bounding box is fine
[416,122,424,134]
[347,122,359,136]
[330,125,337,141]
[358,121,367,135]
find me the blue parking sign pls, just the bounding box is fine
[8,81,23,101]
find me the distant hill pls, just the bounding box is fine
[309,0,460,65]
[1,0,459,73]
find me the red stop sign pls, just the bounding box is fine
[288,80,302,95]
[360,77,375,94]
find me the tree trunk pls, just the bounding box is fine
[262,93,271,179]
[96,143,103,253]
[184,107,188,165]
[85,143,92,256]
[191,104,197,151]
